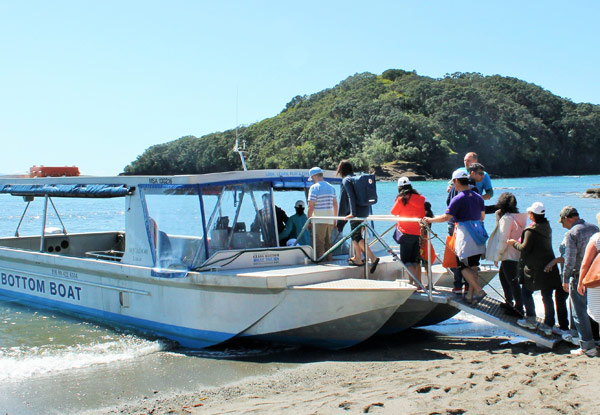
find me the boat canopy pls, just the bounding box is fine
[0,184,134,198]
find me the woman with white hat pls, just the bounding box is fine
[508,201,562,335]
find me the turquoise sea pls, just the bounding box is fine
[0,175,599,414]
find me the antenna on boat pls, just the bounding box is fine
[233,86,248,171]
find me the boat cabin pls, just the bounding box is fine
[0,170,344,276]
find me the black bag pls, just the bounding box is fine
[352,174,378,207]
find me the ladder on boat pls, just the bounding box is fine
[414,288,561,349]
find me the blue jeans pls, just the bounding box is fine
[569,278,595,350]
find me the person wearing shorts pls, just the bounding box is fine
[423,169,487,304]
[337,160,379,273]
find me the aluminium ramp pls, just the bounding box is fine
[414,289,561,349]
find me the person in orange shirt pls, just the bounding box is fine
[391,177,427,285]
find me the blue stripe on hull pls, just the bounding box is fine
[0,288,232,349]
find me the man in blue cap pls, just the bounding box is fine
[307,167,338,260]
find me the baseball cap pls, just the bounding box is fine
[558,206,578,222]
[451,169,469,180]
[308,167,323,180]
[294,200,305,208]
[397,176,411,187]
[526,202,545,215]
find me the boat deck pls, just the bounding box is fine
[413,288,561,348]
[233,257,363,277]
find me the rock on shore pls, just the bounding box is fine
[373,161,429,182]
[585,188,600,198]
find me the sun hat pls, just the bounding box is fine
[294,200,305,208]
[308,167,323,180]
[397,177,411,187]
[527,202,545,215]
[558,206,579,222]
[451,169,468,180]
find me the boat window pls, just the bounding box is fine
[201,182,278,254]
[143,186,205,270]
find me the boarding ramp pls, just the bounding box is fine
[297,214,562,348]
[414,288,561,349]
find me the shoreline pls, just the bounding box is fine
[374,173,600,183]
[89,330,600,415]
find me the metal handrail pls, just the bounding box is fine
[296,214,434,299]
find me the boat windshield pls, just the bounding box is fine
[202,182,278,254]
[144,186,206,271]
[142,182,279,271]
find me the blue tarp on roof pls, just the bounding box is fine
[0,184,134,198]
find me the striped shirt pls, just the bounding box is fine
[308,181,336,210]
[308,181,336,224]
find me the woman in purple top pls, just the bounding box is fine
[423,169,487,304]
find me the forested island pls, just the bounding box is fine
[123,70,600,178]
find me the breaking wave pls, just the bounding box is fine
[0,335,168,382]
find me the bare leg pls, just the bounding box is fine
[358,240,377,263]
[350,240,364,264]
[407,263,421,284]
[461,267,483,299]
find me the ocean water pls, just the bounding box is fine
[0,174,599,414]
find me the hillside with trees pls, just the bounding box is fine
[123,70,600,178]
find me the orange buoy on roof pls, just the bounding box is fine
[29,165,80,178]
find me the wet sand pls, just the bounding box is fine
[89,329,600,415]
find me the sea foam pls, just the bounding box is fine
[0,335,168,382]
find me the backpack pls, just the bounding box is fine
[352,174,378,207]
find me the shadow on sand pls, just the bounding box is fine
[171,327,574,364]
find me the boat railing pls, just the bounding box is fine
[297,215,434,300]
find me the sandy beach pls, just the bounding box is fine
[89,329,600,415]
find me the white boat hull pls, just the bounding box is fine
[0,249,282,348]
[240,279,415,348]
[0,249,415,349]
[377,265,499,334]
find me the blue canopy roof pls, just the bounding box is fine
[0,184,134,198]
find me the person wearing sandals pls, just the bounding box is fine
[423,169,487,304]
[485,193,528,316]
[391,177,427,285]
[336,160,379,273]
[507,202,562,336]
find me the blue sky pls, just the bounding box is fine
[1,1,598,175]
